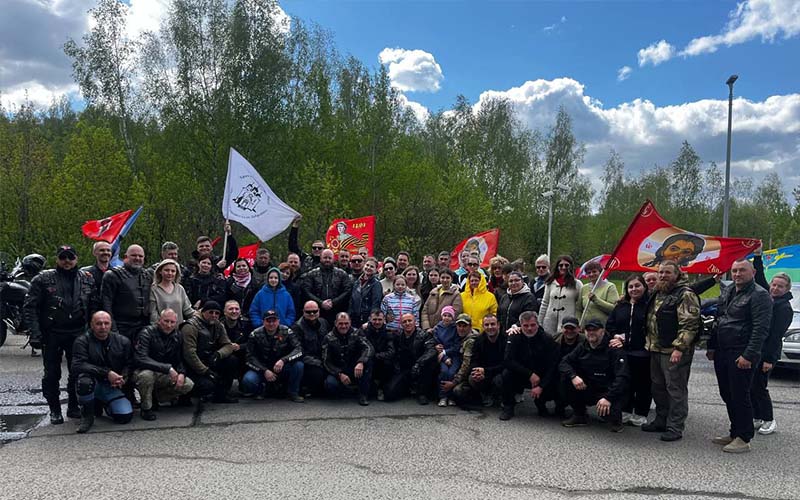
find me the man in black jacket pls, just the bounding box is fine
[359,310,396,400]
[72,311,134,433]
[384,313,437,404]
[134,309,194,421]
[499,311,558,421]
[707,258,772,453]
[242,310,304,402]
[101,244,152,343]
[289,216,323,275]
[24,244,98,424]
[190,221,238,277]
[322,313,373,405]
[559,318,629,432]
[302,249,353,325]
[81,241,112,297]
[751,251,794,436]
[454,314,506,407]
[292,301,329,396]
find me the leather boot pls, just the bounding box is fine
[76,402,95,434]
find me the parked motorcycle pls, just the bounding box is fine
[0,253,45,348]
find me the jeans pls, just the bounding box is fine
[241,361,304,396]
[324,362,372,398]
[76,374,133,423]
[438,360,461,398]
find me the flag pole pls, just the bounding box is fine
[222,220,229,263]
[578,277,604,326]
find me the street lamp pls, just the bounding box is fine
[722,74,738,238]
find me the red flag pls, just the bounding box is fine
[449,229,500,271]
[576,254,612,279]
[81,209,133,243]
[222,242,260,277]
[606,200,760,274]
[325,216,376,257]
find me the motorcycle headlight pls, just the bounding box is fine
[785,332,800,343]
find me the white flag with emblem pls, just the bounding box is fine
[222,148,300,241]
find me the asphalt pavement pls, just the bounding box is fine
[1,332,799,500]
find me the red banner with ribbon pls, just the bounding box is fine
[325,216,376,256]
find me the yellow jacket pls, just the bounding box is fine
[460,274,498,330]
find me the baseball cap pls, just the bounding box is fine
[561,316,579,328]
[456,313,472,324]
[56,245,77,259]
[584,318,604,330]
[262,310,279,320]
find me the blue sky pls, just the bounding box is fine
[2,0,798,200]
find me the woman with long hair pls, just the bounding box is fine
[402,265,422,298]
[225,258,260,330]
[188,255,227,308]
[150,259,194,323]
[422,269,463,331]
[538,255,582,335]
[419,267,440,305]
[607,274,650,427]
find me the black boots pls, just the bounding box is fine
[76,402,95,434]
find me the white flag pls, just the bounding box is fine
[222,148,300,241]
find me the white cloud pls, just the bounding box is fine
[397,93,429,123]
[471,77,800,199]
[617,66,632,82]
[1,81,80,111]
[543,15,568,33]
[379,48,444,93]
[126,0,170,39]
[682,0,800,56]
[637,40,676,66]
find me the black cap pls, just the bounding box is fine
[584,318,604,330]
[56,245,77,259]
[561,316,579,328]
[201,300,222,313]
[262,310,279,320]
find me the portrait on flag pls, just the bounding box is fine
[449,229,500,270]
[325,216,375,256]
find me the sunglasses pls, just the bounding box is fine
[350,259,363,263]
[535,265,548,269]
[304,310,319,314]
[312,246,324,250]
[58,254,77,261]
[467,263,479,267]
[384,267,395,271]
[558,264,571,268]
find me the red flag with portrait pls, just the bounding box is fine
[81,209,134,243]
[325,216,376,256]
[449,229,500,270]
[606,200,760,274]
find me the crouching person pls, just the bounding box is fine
[322,313,373,406]
[242,310,305,402]
[383,313,438,404]
[72,311,134,433]
[181,301,239,404]
[135,309,194,420]
[559,318,629,432]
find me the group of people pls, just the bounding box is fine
[21,218,792,454]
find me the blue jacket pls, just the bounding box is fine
[249,269,296,327]
[433,321,459,363]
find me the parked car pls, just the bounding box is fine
[776,284,800,370]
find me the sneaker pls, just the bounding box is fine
[753,419,764,430]
[758,420,777,435]
[140,409,157,421]
[722,437,751,453]
[288,393,305,403]
[610,421,624,433]
[629,415,648,427]
[358,396,369,406]
[438,398,447,407]
[447,398,457,406]
[499,406,515,421]
[49,412,64,425]
[377,389,385,401]
[621,412,632,424]
[712,435,734,445]
[641,422,666,433]
[562,415,588,427]
[514,393,524,404]
[417,395,429,405]
[660,431,682,442]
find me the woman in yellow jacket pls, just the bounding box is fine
[460,271,498,330]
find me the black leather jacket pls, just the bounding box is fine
[559,334,629,402]
[245,325,302,372]
[101,265,153,326]
[135,324,186,374]
[359,324,395,365]
[291,317,329,367]
[72,330,133,380]
[301,266,353,312]
[322,328,373,376]
[394,328,436,371]
[710,279,772,362]
[23,268,97,339]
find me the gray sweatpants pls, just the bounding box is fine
[650,349,693,434]
[135,370,194,410]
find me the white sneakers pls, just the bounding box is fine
[622,412,631,424]
[753,419,764,429]
[758,420,777,435]
[629,415,648,427]
[438,398,447,407]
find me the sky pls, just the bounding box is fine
[2,0,799,201]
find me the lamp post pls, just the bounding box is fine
[722,74,738,238]
[542,190,555,259]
